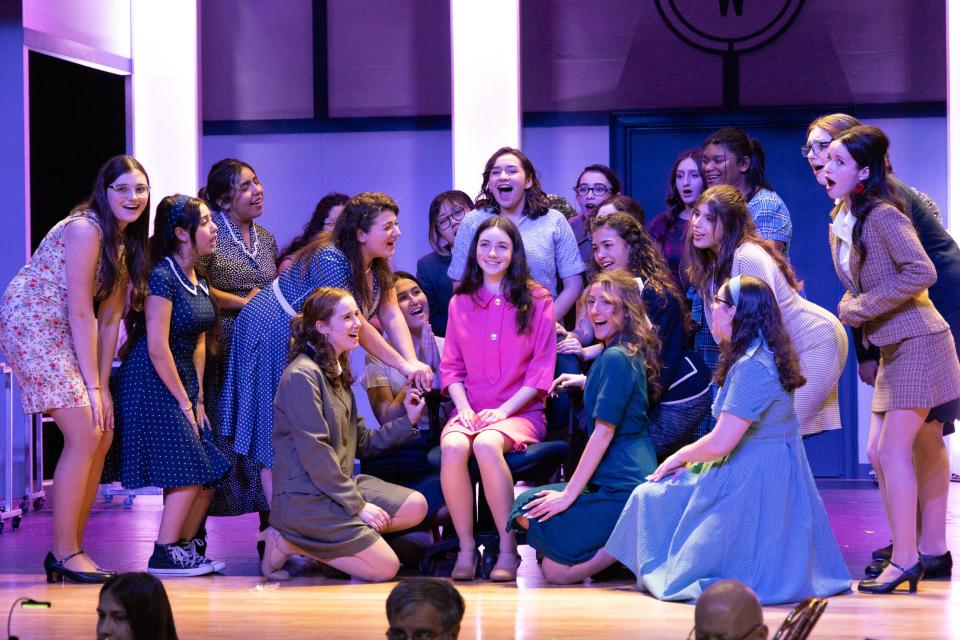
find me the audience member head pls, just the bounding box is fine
[666,149,705,218]
[804,113,861,186]
[573,164,622,220]
[825,124,902,263]
[386,578,465,640]
[288,287,358,387]
[97,572,178,640]
[701,128,772,197]
[81,155,151,301]
[583,270,661,397]
[594,194,646,226]
[457,216,537,334]
[691,580,767,640]
[475,147,550,218]
[278,192,350,263]
[393,271,430,337]
[202,158,263,224]
[687,185,801,295]
[712,276,805,393]
[428,190,473,256]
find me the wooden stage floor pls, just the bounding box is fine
[1,481,959,639]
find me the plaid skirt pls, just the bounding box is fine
[874,330,960,412]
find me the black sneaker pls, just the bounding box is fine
[181,538,226,573]
[148,542,214,577]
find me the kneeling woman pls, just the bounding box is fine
[261,287,428,582]
[560,276,851,603]
[509,270,660,583]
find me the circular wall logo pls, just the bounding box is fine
[655,0,805,54]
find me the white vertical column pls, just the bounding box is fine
[130,0,200,224]
[450,0,521,194]
[947,0,960,474]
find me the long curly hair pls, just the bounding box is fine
[277,192,349,265]
[75,155,151,302]
[294,192,398,315]
[829,125,905,267]
[288,287,355,388]
[686,185,802,295]
[474,147,550,219]
[585,270,662,400]
[713,276,806,391]
[456,216,539,334]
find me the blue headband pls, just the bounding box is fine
[165,194,191,235]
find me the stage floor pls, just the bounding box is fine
[1,481,958,639]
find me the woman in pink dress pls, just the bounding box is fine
[440,216,556,582]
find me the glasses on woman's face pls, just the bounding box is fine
[800,140,831,158]
[108,184,151,198]
[713,295,734,308]
[686,622,763,640]
[574,184,613,197]
[436,206,466,231]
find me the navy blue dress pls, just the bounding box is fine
[113,258,230,489]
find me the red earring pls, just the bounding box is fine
[853,182,865,194]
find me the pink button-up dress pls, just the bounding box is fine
[440,284,556,451]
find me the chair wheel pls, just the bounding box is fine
[33,497,44,511]
[12,516,20,530]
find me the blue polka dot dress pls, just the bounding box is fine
[219,245,380,468]
[603,340,852,605]
[113,258,230,489]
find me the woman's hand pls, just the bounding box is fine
[858,360,879,387]
[475,407,508,429]
[556,333,584,358]
[455,407,478,431]
[548,373,586,396]
[181,403,199,437]
[403,388,426,425]
[646,453,685,482]
[88,388,106,433]
[358,502,392,533]
[837,296,861,327]
[521,489,575,523]
[196,401,211,431]
[100,387,115,432]
[402,360,435,391]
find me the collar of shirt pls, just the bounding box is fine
[473,286,508,309]
[831,205,854,244]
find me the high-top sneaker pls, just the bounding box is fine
[147,542,214,577]
[181,538,226,573]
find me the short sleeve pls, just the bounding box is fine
[591,348,645,429]
[552,212,587,279]
[749,191,792,246]
[310,247,353,291]
[719,357,780,421]
[147,262,177,301]
[364,354,391,390]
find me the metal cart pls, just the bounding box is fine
[0,363,23,534]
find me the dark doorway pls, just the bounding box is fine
[28,51,126,252]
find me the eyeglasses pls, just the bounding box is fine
[800,140,831,158]
[574,184,613,197]
[686,622,764,640]
[386,629,446,640]
[436,206,466,230]
[108,184,151,197]
[713,295,735,307]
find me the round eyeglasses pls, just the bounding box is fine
[800,140,831,158]
[574,184,613,197]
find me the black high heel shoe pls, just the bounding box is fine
[864,559,887,577]
[44,551,116,584]
[872,543,893,561]
[920,551,953,579]
[857,560,924,594]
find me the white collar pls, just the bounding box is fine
[165,256,209,296]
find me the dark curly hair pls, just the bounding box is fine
[288,287,356,388]
[456,216,540,334]
[713,276,806,392]
[277,192,349,265]
[686,185,802,296]
[585,270,662,399]
[474,147,550,219]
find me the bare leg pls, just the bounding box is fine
[874,408,926,582]
[48,406,103,572]
[323,537,402,582]
[440,432,476,552]
[381,492,428,533]
[260,467,273,508]
[75,428,113,553]
[866,412,889,528]
[472,430,517,555]
[158,485,201,545]
[913,421,950,556]
[181,488,214,540]
[542,549,618,585]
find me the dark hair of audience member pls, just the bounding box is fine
[99,572,179,640]
[386,578,465,636]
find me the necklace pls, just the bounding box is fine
[164,256,208,296]
[218,211,259,260]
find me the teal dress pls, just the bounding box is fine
[508,344,657,565]
[604,341,852,605]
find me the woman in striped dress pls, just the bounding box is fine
[686,185,848,437]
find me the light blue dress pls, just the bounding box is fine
[604,340,852,605]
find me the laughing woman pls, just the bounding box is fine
[823,125,960,594]
[509,270,659,583]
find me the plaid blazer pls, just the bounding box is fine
[829,202,947,348]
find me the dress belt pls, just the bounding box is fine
[271,279,297,317]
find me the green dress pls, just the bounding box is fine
[508,343,657,564]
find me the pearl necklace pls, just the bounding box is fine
[217,211,259,260]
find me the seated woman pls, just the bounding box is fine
[509,270,659,583]
[363,271,447,520]
[441,217,556,582]
[556,276,852,604]
[261,287,429,583]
